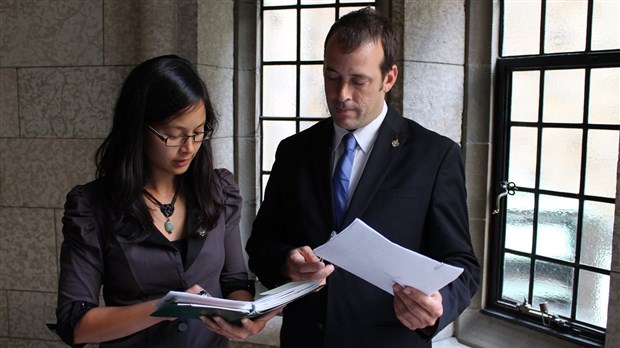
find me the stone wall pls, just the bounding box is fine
[0,1,617,347]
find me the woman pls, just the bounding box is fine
[55,55,279,347]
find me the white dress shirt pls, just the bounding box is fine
[332,101,388,208]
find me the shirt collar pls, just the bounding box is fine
[333,101,388,154]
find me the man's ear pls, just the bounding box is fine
[382,64,398,93]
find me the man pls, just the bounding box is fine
[246,8,480,347]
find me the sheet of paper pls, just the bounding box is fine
[313,219,463,295]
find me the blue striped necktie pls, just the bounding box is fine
[332,133,357,227]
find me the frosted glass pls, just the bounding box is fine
[262,121,296,170]
[508,126,538,189]
[511,70,540,122]
[264,0,297,6]
[505,192,535,253]
[262,174,269,198]
[300,65,329,117]
[300,120,319,132]
[502,253,531,303]
[540,128,582,193]
[301,0,336,4]
[589,68,620,125]
[542,69,585,123]
[545,0,587,53]
[263,10,297,62]
[502,0,541,56]
[577,270,609,328]
[263,65,297,117]
[339,6,372,17]
[536,195,577,262]
[592,0,620,50]
[301,8,335,61]
[533,260,574,317]
[581,201,614,270]
[585,130,619,198]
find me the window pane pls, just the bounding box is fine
[577,270,609,328]
[533,260,574,317]
[585,129,619,198]
[502,253,531,303]
[511,70,540,122]
[581,201,614,270]
[301,0,335,4]
[262,174,269,197]
[300,65,329,117]
[505,192,535,253]
[592,0,620,51]
[263,65,297,117]
[536,195,578,262]
[264,0,297,6]
[264,9,297,61]
[502,0,541,56]
[589,67,620,125]
[340,6,373,17]
[508,126,538,189]
[300,120,320,131]
[542,69,585,123]
[301,8,335,61]
[262,121,296,170]
[540,128,582,193]
[544,0,587,54]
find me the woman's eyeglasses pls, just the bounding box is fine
[146,125,213,147]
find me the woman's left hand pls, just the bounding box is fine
[200,306,284,340]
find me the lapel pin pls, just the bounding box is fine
[391,138,400,148]
[197,229,207,237]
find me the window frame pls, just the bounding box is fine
[258,0,376,199]
[485,2,620,345]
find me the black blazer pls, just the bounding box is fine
[56,169,251,347]
[247,106,480,348]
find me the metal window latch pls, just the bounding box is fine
[516,299,569,329]
[492,181,517,214]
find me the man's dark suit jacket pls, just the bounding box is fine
[246,106,480,348]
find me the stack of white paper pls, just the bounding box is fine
[314,219,463,295]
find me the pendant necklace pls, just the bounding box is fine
[144,186,180,234]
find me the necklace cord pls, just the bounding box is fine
[143,186,180,218]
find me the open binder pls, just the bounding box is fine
[151,280,322,323]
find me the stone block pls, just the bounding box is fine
[403,61,464,143]
[7,291,57,340]
[0,208,57,292]
[197,0,235,69]
[0,68,18,137]
[198,64,234,138]
[0,0,102,67]
[404,0,465,65]
[18,66,129,138]
[103,0,141,65]
[0,139,100,208]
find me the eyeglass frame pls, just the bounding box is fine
[146,124,214,147]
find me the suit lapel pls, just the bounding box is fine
[312,119,337,236]
[342,108,405,228]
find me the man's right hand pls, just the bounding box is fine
[283,246,335,284]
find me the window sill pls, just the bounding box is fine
[481,308,604,348]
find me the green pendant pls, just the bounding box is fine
[164,219,174,233]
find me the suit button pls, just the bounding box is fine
[177,322,188,332]
[317,322,324,331]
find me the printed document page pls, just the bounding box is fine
[313,219,463,295]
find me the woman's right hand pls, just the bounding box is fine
[200,306,284,341]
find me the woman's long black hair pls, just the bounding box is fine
[95,55,221,240]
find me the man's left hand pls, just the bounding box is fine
[392,284,443,331]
